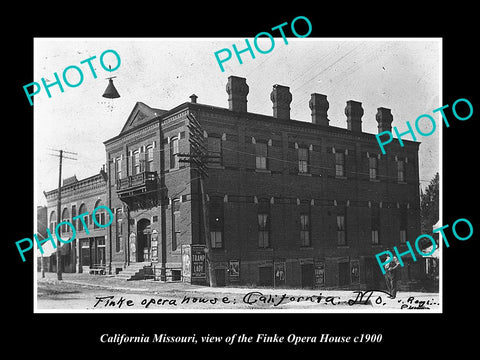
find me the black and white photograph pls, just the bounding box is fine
[8,7,479,355]
[33,37,441,313]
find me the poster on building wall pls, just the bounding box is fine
[191,244,206,280]
[181,244,191,280]
[315,262,325,287]
[229,260,240,282]
[351,260,360,284]
[274,260,286,286]
[129,233,136,263]
[150,230,158,262]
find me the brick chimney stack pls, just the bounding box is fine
[226,76,249,112]
[309,93,329,126]
[345,100,364,132]
[376,107,393,133]
[270,84,292,120]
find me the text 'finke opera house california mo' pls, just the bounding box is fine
[41,75,426,290]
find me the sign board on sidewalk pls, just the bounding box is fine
[181,245,191,281]
[191,244,206,280]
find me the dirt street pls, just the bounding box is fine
[36,272,440,312]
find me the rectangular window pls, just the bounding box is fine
[115,157,122,180]
[258,213,270,248]
[369,156,378,180]
[255,142,268,170]
[298,147,309,173]
[208,136,222,166]
[300,214,310,247]
[210,231,223,249]
[398,160,405,182]
[337,214,346,246]
[400,208,407,243]
[371,207,380,245]
[115,208,122,253]
[172,199,180,251]
[335,152,345,177]
[170,137,179,169]
[209,200,224,248]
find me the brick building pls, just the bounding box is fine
[42,75,424,289]
[43,173,108,273]
[100,75,423,289]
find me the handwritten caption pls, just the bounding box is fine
[93,290,439,310]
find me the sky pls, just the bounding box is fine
[34,38,441,207]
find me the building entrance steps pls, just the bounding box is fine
[116,262,152,281]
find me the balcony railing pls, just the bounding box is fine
[116,171,157,192]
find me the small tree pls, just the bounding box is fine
[420,172,439,242]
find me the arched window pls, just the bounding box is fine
[145,145,154,172]
[61,208,70,233]
[49,211,56,233]
[77,203,87,231]
[132,149,141,175]
[94,199,105,228]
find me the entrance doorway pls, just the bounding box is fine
[259,266,273,286]
[301,263,315,288]
[136,219,151,262]
[338,261,350,286]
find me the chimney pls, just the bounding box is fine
[345,100,364,132]
[270,84,292,120]
[226,76,249,112]
[376,107,393,133]
[189,94,198,103]
[309,93,329,126]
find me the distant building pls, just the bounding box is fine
[43,173,107,273]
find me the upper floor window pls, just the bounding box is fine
[397,160,405,182]
[255,142,268,170]
[337,214,346,246]
[132,150,141,175]
[49,211,56,233]
[208,136,222,166]
[145,145,154,172]
[77,204,87,232]
[93,200,106,229]
[61,208,70,234]
[258,213,270,248]
[170,137,179,169]
[300,214,311,246]
[335,152,345,177]
[298,147,309,174]
[115,157,122,180]
[369,156,378,180]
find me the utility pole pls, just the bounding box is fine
[48,149,77,281]
[178,112,220,287]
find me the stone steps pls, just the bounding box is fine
[116,262,151,281]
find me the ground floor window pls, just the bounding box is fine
[80,237,105,267]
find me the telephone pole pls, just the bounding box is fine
[48,149,77,281]
[178,112,220,286]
